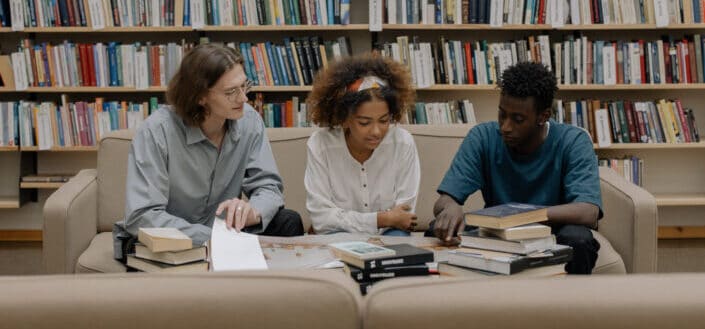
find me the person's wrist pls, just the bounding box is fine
[377,210,391,228]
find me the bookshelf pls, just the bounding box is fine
[1,1,704,271]
[19,182,63,189]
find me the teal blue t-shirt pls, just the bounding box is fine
[438,120,603,216]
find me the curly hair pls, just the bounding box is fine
[306,54,415,127]
[497,61,557,114]
[166,43,244,126]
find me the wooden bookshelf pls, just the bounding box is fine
[416,84,705,91]
[382,23,705,31]
[659,226,705,239]
[0,25,368,33]
[655,194,705,207]
[594,142,705,150]
[12,86,313,93]
[0,146,18,152]
[20,146,98,152]
[19,182,64,189]
[0,230,42,241]
[0,197,20,209]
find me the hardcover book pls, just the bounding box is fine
[344,263,430,282]
[126,255,208,273]
[464,203,548,229]
[137,227,193,252]
[447,244,573,275]
[461,229,556,255]
[134,243,207,265]
[331,243,433,270]
[479,223,552,241]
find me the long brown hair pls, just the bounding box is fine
[166,43,244,126]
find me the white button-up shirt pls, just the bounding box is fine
[305,126,421,234]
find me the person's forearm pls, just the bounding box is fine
[546,202,599,228]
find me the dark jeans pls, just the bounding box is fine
[424,220,600,275]
[258,208,305,237]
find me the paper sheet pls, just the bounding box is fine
[210,218,268,271]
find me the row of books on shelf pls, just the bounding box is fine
[0,0,351,29]
[0,96,159,148]
[377,0,705,25]
[599,156,643,186]
[553,98,700,145]
[408,99,477,125]
[378,33,705,88]
[4,36,351,90]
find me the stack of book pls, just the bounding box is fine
[329,241,434,295]
[443,203,572,276]
[126,228,208,273]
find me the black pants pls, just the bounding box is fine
[424,220,600,275]
[258,208,304,237]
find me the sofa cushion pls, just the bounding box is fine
[0,270,361,329]
[364,273,705,329]
[592,230,626,274]
[75,232,126,273]
[97,130,134,232]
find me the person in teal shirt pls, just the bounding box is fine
[429,62,602,274]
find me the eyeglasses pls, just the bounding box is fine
[223,80,254,103]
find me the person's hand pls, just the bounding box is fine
[433,202,465,245]
[378,204,418,231]
[215,198,260,232]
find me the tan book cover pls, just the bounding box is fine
[0,55,15,89]
[134,243,206,265]
[127,255,208,273]
[138,227,193,252]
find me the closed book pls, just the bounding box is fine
[438,262,566,278]
[478,223,552,241]
[126,255,208,273]
[134,243,207,265]
[332,243,434,270]
[461,230,556,255]
[447,245,573,275]
[328,241,396,260]
[464,203,548,229]
[344,263,430,282]
[137,227,193,252]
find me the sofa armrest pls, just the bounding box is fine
[598,167,658,273]
[43,169,99,274]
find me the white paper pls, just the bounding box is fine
[595,109,612,148]
[210,218,268,272]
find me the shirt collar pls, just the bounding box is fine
[185,119,241,145]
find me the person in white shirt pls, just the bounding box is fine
[304,54,420,236]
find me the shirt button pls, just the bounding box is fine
[361,168,365,171]
[364,203,368,207]
[363,184,367,188]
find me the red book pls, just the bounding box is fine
[624,101,638,143]
[687,39,696,83]
[537,0,546,24]
[151,46,160,86]
[285,100,294,127]
[66,0,76,26]
[632,103,647,143]
[464,42,475,84]
[87,44,97,86]
[675,100,692,142]
[77,44,88,86]
[53,1,62,26]
[663,41,673,83]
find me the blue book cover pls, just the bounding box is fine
[327,0,334,24]
[183,0,191,26]
[93,45,102,87]
[276,46,290,85]
[13,102,19,145]
[414,103,427,124]
[283,39,300,85]
[340,0,350,24]
[264,42,281,85]
[273,103,281,127]
[107,43,119,86]
[55,106,64,146]
[240,43,256,83]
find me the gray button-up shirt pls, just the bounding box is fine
[123,104,284,245]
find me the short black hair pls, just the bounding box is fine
[498,62,557,114]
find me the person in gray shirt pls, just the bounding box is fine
[115,44,303,261]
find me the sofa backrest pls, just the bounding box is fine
[363,273,705,329]
[0,270,361,329]
[97,129,133,232]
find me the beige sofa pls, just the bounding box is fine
[2,271,704,329]
[43,125,657,274]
